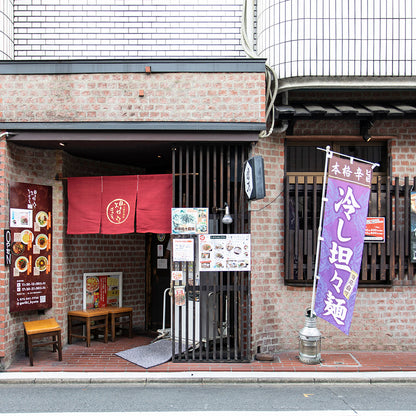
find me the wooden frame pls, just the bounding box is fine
[284,175,416,286]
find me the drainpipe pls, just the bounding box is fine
[241,0,278,138]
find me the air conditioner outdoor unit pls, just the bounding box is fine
[174,292,219,343]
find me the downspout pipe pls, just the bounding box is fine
[241,0,280,138]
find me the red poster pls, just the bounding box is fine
[101,175,137,234]
[136,174,172,233]
[98,275,108,308]
[84,272,122,309]
[365,217,385,242]
[9,182,53,312]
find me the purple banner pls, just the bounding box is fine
[315,155,372,335]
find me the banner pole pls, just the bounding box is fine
[310,146,332,315]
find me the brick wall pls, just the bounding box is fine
[0,72,265,124]
[250,119,416,353]
[13,1,245,60]
[1,141,64,367]
[0,141,149,368]
[250,134,285,352]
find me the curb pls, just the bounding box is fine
[1,371,416,384]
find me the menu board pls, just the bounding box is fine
[172,238,194,262]
[198,234,251,272]
[9,182,52,312]
[411,191,416,263]
[83,272,122,309]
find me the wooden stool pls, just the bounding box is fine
[23,318,62,366]
[68,309,108,347]
[105,307,133,342]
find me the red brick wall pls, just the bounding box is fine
[0,141,65,366]
[0,73,266,123]
[250,119,416,353]
[0,141,148,368]
[250,135,285,352]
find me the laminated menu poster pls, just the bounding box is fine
[83,272,122,309]
[9,182,52,312]
[198,234,251,272]
[171,208,208,235]
[411,191,416,262]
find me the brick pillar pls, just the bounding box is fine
[250,133,285,354]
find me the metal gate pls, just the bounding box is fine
[171,143,251,362]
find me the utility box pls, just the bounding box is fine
[174,292,217,343]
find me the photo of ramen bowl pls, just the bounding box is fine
[35,234,48,250]
[35,256,48,272]
[21,230,34,245]
[233,246,242,255]
[15,256,28,272]
[12,242,25,256]
[86,276,99,293]
[36,211,48,227]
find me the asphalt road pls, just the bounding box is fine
[0,383,415,414]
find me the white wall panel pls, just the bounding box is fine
[257,0,416,78]
[13,0,245,60]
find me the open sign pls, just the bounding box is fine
[4,229,11,266]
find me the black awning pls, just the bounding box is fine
[275,102,416,121]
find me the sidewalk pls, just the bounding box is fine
[3,334,416,384]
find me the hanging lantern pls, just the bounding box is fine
[299,309,321,365]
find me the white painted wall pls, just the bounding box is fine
[12,0,246,60]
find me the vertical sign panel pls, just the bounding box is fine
[411,191,416,263]
[9,182,53,312]
[315,156,373,335]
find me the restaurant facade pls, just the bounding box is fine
[0,58,266,367]
[0,1,416,368]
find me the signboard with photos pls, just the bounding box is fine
[171,208,208,235]
[9,182,53,312]
[83,272,122,309]
[199,234,251,272]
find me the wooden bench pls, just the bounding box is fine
[23,318,62,366]
[68,309,108,347]
[104,306,133,342]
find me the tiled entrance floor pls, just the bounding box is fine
[6,334,416,373]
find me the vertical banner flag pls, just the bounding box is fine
[411,191,416,263]
[315,155,373,335]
